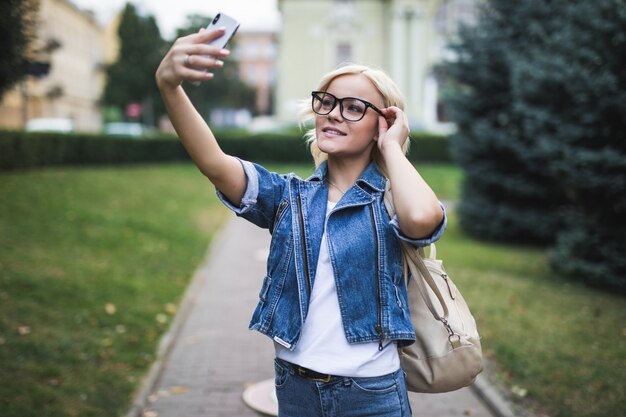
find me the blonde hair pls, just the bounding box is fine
[300,64,410,176]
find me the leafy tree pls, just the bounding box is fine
[103,3,167,125]
[173,14,256,121]
[0,0,38,98]
[441,0,626,290]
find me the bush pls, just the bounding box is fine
[0,131,190,170]
[0,129,451,170]
[407,133,451,163]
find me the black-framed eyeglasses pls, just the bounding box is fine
[311,91,384,122]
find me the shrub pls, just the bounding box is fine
[0,130,451,170]
[0,131,189,170]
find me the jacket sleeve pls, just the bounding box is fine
[215,158,289,230]
[390,203,447,247]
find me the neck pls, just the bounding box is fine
[326,156,371,190]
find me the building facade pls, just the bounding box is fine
[236,30,278,116]
[276,0,475,132]
[207,29,278,128]
[0,0,116,132]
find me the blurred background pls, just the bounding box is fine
[0,0,475,134]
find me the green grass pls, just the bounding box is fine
[438,216,626,417]
[0,164,229,417]
[1,162,623,417]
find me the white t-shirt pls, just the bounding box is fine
[275,201,399,377]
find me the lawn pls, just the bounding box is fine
[1,162,623,417]
[439,216,625,417]
[0,164,229,416]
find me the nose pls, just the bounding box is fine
[327,101,344,121]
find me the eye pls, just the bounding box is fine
[320,97,335,109]
[345,100,366,114]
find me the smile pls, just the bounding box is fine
[322,127,347,136]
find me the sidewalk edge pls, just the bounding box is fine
[471,373,518,417]
[124,217,234,417]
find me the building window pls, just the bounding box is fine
[336,43,353,66]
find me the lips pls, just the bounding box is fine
[322,126,347,136]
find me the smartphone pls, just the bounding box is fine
[205,12,240,49]
[190,13,239,84]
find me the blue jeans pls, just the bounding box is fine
[274,358,412,417]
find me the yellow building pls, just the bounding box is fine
[0,0,118,132]
[276,0,475,132]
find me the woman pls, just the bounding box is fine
[156,27,446,417]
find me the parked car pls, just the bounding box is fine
[25,118,74,133]
[103,122,145,137]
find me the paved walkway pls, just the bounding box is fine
[128,216,512,417]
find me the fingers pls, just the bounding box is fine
[178,65,216,82]
[380,106,402,121]
[182,54,226,70]
[195,26,225,42]
[377,114,389,136]
[182,26,223,43]
[381,107,409,129]
[161,28,231,85]
[180,51,228,82]
[376,106,410,150]
[176,29,231,59]
[182,38,231,57]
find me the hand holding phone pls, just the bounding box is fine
[205,13,240,49]
[156,12,240,90]
[188,13,239,85]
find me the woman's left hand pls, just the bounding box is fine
[375,106,410,154]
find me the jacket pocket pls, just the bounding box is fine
[271,199,289,234]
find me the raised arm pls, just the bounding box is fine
[376,107,444,239]
[155,28,246,206]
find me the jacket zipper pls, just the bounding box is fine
[369,204,384,351]
[297,195,311,300]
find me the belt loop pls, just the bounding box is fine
[343,378,351,386]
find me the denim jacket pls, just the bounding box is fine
[217,159,446,351]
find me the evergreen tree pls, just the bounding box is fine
[441,0,626,290]
[103,3,167,125]
[441,1,566,243]
[538,1,626,290]
[0,0,38,98]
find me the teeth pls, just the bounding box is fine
[325,129,344,135]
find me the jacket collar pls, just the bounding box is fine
[307,160,387,193]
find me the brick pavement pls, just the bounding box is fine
[132,216,504,417]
